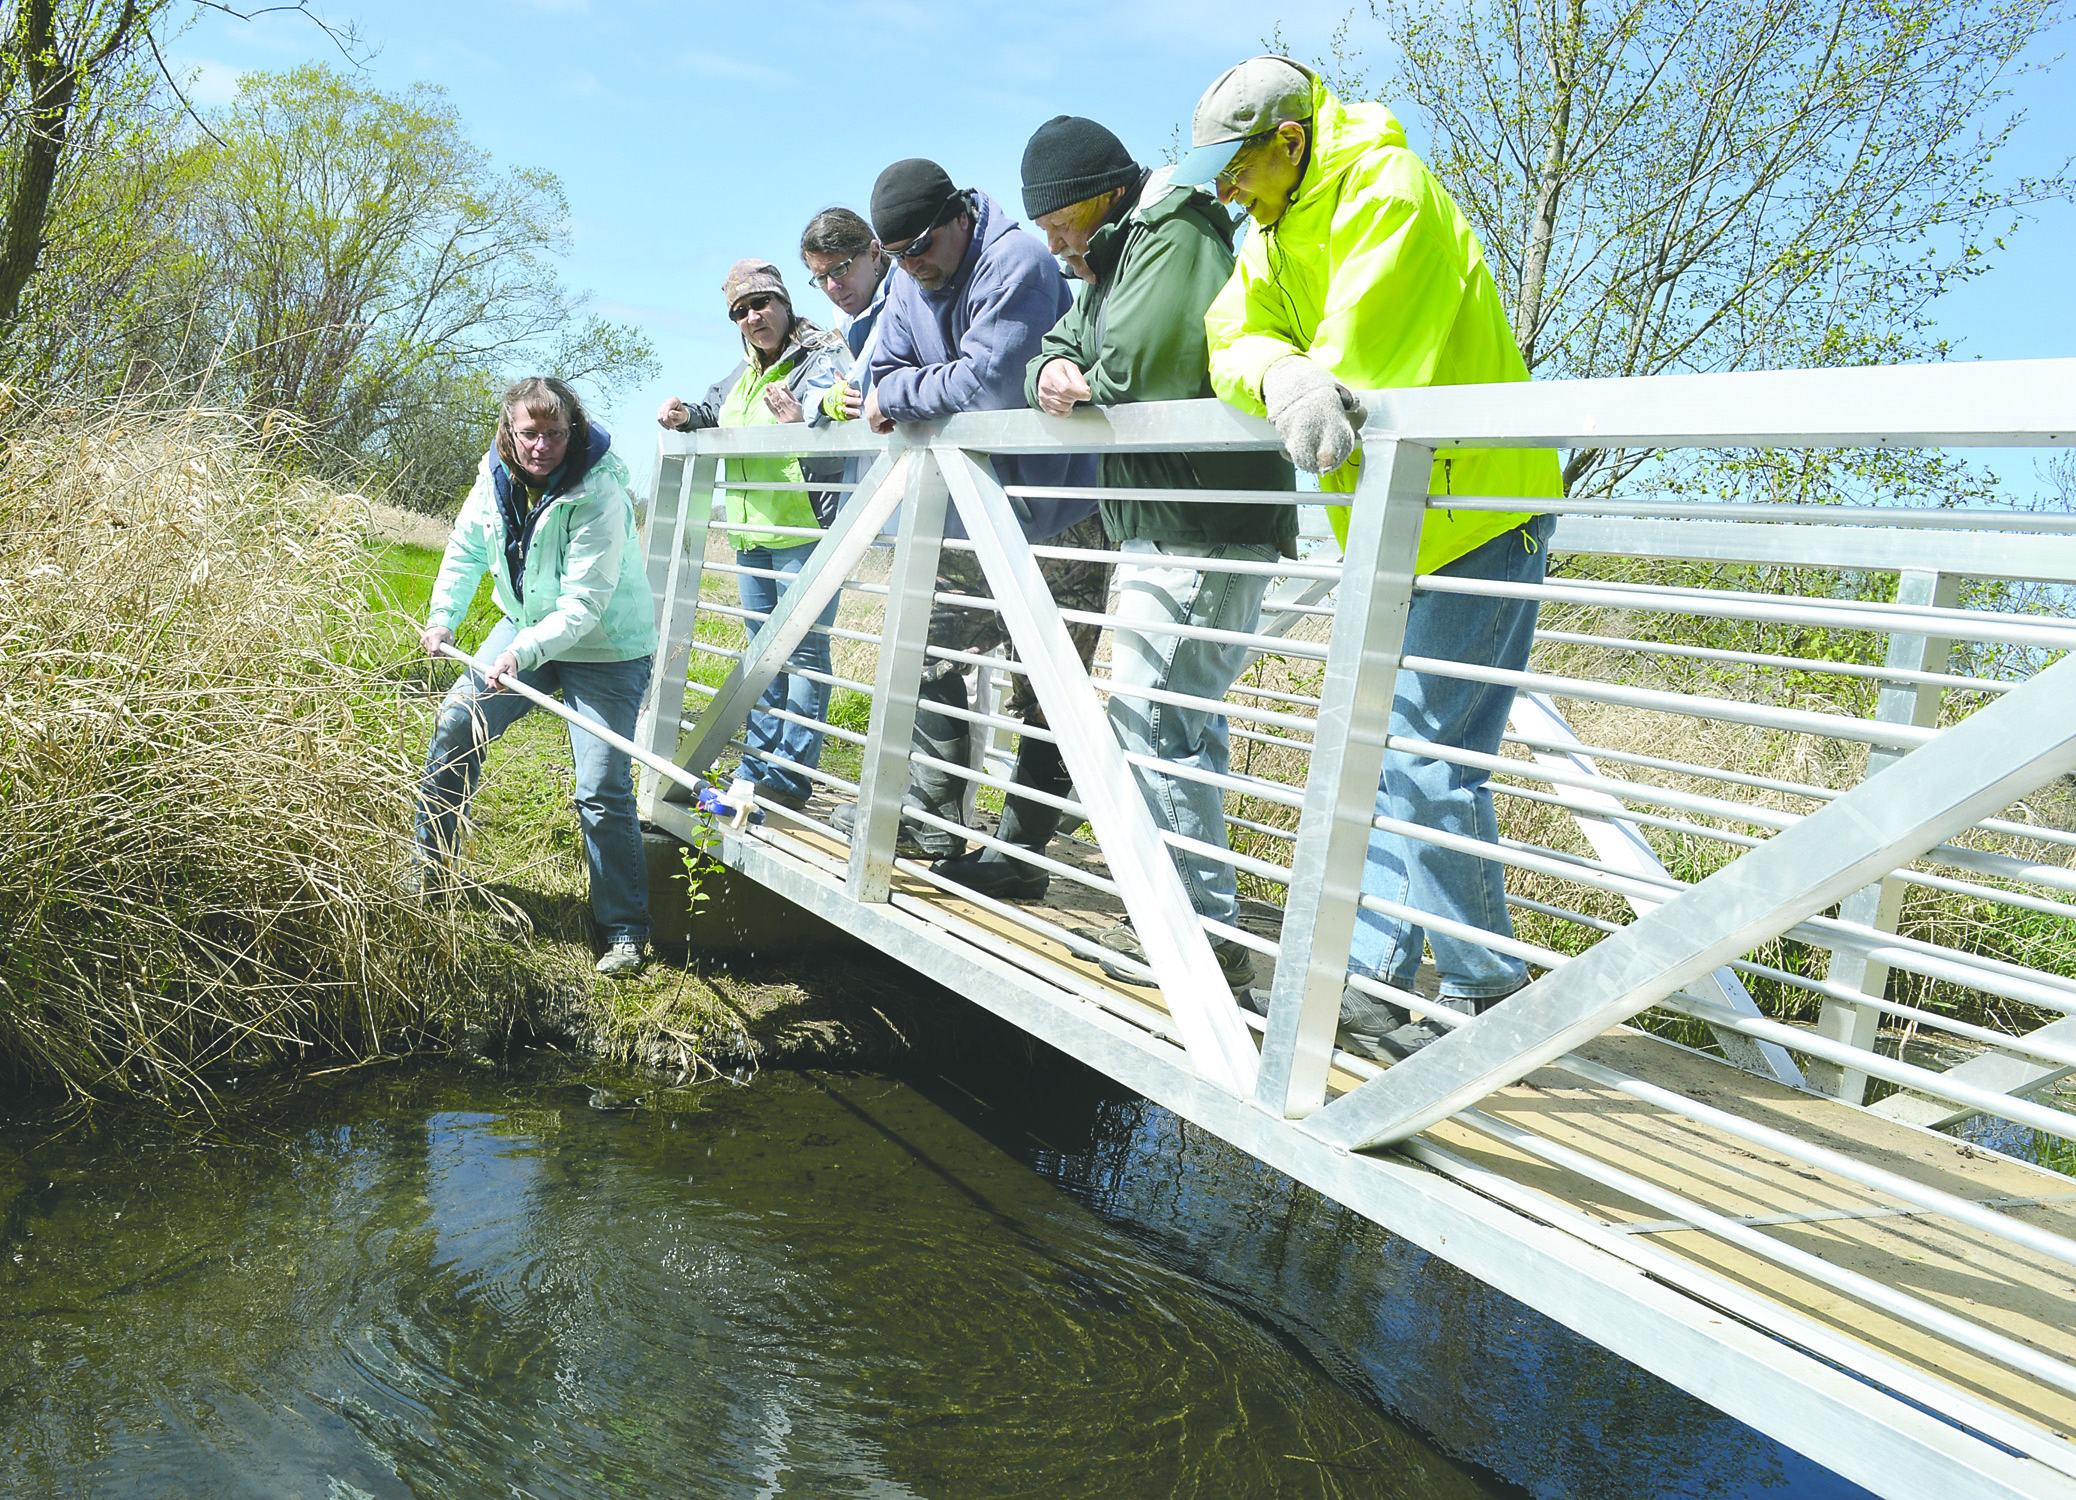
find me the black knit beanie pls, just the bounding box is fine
[1020,116,1140,220]
[871,158,960,244]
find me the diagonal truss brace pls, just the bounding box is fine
[1306,651,2076,1152]
[1507,691,1805,1087]
[668,449,903,785]
[937,445,1259,1095]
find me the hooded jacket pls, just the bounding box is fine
[426,422,657,673]
[1204,68,1562,574]
[684,321,852,549]
[1027,167,1296,553]
[871,189,1099,542]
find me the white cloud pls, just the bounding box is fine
[170,58,245,108]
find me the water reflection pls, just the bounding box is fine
[0,1055,1870,1498]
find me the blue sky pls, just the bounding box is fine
[169,0,2074,497]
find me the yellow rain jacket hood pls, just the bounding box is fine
[1204,67,1562,572]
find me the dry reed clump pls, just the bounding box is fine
[0,403,526,1111]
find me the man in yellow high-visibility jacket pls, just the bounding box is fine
[1178,55,1565,1058]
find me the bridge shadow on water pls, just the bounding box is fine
[899,1043,1879,1500]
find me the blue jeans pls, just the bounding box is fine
[735,543,838,802]
[1350,514,1554,1000]
[416,618,654,945]
[1108,540,1277,929]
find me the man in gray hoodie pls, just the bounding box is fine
[834,158,1105,883]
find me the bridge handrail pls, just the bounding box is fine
[634,357,2076,1489]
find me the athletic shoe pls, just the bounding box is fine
[595,941,645,976]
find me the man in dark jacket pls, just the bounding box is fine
[1014,116,1296,983]
[834,158,1106,876]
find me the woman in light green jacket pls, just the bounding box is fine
[418,376,657,975]
[657,260,850,811]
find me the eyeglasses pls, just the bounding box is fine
[729,293,777,322]
[512,426,569,447]
[1215,132,1276,191]
[888,193,967,261]
[810,253,860,288]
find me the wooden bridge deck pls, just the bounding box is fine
[705,802,2076,1462]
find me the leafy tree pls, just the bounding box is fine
[1286,0,2071,496]
[173,65,655,503]
[0,0,167,337]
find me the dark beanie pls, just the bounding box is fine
[1020,116,1139,220]
[871,158,959,243]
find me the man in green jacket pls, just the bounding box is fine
[984,115,1293,988]
[1178,57,1565,1055]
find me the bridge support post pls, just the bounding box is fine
[1255,435,1433,1118]
[848,442,945,903]
[1811,568,1957,1102]
[636,451,716,817]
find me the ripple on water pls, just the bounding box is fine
[0,1058,1871,1499]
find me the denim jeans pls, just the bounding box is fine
[1108,539,1277,928]
[416,618,654,945]
[735,542,839,802]
[1349,513,1554,1000]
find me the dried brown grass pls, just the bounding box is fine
[0,402,531,1110]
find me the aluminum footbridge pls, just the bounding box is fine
[630,359,2076,1499]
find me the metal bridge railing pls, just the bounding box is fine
[636,359,2076,1490]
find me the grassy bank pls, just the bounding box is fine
[0,406,556,1111]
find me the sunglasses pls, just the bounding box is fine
[729,293,778,322]
[889,192,968,261]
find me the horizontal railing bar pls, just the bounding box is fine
[1415,657,1936,750]
[1660,992,2076,1141]
[1534,629,2015,695]
[1446,496,2076,533]
[1443,575,2076,653]
[1502,727,2076,870]
[1004,483,1306,507]
[1554,517,2076,585]
[1503,884,2076,1058]
[662,363,2076,461]
[1502,730,1840,803]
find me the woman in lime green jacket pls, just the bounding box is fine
[657,260,850,810]
[1182,56,1562,1054]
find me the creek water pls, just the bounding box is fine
[1,1052,1872,1499]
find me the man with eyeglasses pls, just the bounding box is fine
[1176,55,1564,1057]
[828,157,1102,876]
[798,207,892,517]
[979,114,1294,977]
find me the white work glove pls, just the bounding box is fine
[1261,356,1363,474]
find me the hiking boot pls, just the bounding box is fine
[1081,924,1255,990]
[831,801,966,860]
[595,941,646,976]
[932,849,1049,901]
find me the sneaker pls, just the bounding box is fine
[595,941,646,976]
[1083,924,1255,990]
[830,801,966,860]
[932,849,1049,901]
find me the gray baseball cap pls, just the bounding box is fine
[1172,56,1316,187]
